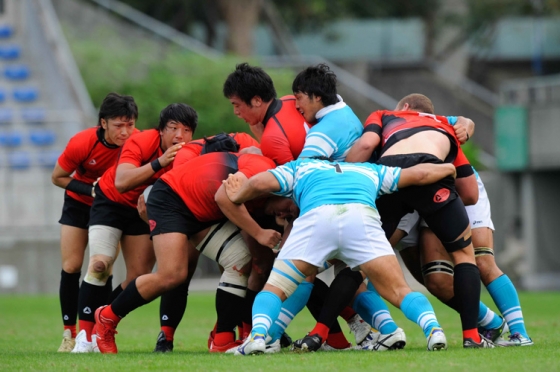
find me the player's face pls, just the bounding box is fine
[102,116,136,146]
[229,95,263,126]
[265,197,299,220]
[160,121,192,151]
[294,92,323,124]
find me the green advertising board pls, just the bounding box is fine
[495,106,528,171]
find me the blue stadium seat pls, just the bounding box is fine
[4,64,30,80]
[22,107,46,124]
[37,149,61,168]
[0,131,23,147]
[0,88,6,103]
[0,44,21,60]
[30,130,56,146]
[0,25,14,39]
[13,87,39,102]
[8,151,31,170]
[0,108,13,124]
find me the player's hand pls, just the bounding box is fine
[256,228,282,249]
[239,146,262,155]
[453,116,473,144]
[137,194,149,223]
[223,173,244,203]
[159,142,185,167]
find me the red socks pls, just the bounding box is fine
[339,306,356,322]
[78,320,94,341]
[161,326,176,342]
[309,322,330,342]
[463,329,481,343]
[325,331,351,349]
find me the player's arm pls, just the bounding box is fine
[52,162,95,197]
[222,171,281,204]
[215,177,281,249]
[455,174,478,206]
[346,132,381,163]
[115,142,184,193]
[397,163,456,188]
[448,116,475,144]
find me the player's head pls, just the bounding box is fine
[265,196,299,221]
[158,103,198,150]
[98,92,138,146]
[396,93,435,114]
[292,63,338,124]
[223,63,277,126]
[97,92,138,126]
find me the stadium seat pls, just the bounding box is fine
[4,64,30,80]
[29,130,56,146]
[22,107,46,124]
[0,25,14,39]
[0,108,13,124]
[8,151,31,170]
[37,149,61,168]
[13,87,39,102]
[0,131,23,147]
[0,88,6,103]
[0,44,21,60]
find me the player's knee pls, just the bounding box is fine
[84,256,113,286]
[267,260,306,297]
[422,260,454,300]
[219,268,249,297]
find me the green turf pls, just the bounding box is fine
[0,291,558,371]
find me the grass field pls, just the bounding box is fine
[1,291,559,371]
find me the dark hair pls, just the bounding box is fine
[97,92,138,126]
[158,103,198,134]
[292,63,338,106]
[223,63,277,105]
[396,93,435,114]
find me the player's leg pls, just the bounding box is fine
[58,225,87,352]
[95,232,189,353]
[154,244,199,353]
[472,227,532,346]
[74,225,121,353]
[345,205,445,351]
[423,198,492,348]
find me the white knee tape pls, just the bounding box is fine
[88,225,122,258]
[197,221,242,263]
[267,260,306,297]
[219,269,249,297]
[216,229,251,297]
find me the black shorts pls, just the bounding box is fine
[377,153,469,252]
[146,179,225,238]
[58,193,91,229]
[378,153,458,215]
[89,184,150,236]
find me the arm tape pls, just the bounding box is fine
[66,179,94,196]
[151,159,163,172]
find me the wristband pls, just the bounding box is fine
[66,179,94,197]
[151,159,163,172]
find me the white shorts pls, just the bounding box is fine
[465,177,494,230]
[395,211,420,252]
[419,176,495,231]
[277,204,394,270]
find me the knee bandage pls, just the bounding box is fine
[267,260,306,297]
[474,247,494,257]
[421,260,454,277]
[197,221,241,263]
[216,227,252,297]
[86,225,122,286]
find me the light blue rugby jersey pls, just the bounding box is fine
[299,105,363,162]
[269,158,401,216]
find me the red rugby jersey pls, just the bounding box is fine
[174,132,260,167]
[364,111,473,178]
[98,129,168,208]
[261,95,310,165]
[57,126,135,206]
[161,152,276,222]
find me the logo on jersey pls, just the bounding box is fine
[433,188,450,203]
[89,159,97,165]
[149,220,157,231]
[83,307,92,314]
[473,220,483,225]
